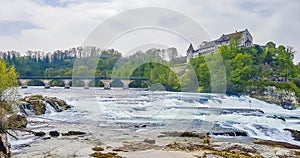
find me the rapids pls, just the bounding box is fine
[10,87,300,153]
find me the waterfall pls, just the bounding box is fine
[19,103,35,115]
[53,102,63,112]
[44,102,56,114]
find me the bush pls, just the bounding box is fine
[31,94,43,99]
[0,101,13,114]
[7,114,27,129]
[293,79,300,89]
[275,82,300,97]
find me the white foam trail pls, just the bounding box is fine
[44,101,56,114]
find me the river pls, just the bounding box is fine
[10,87,300,157]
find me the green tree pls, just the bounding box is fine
[266,41,276,49]
[228,53,253,93]
[190,55,211,92]
[0,59,18,101]
[0,59,18,132]
[131,63,180,91]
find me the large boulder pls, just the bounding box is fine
[19,95,72,115]
[49,131,60,137]
[0,133,10,158]
[34,131,46,137]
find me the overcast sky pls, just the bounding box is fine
[0,0,300,62]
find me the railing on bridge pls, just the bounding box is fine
[18,76,148,89]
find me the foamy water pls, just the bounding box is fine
[10,87,300,153]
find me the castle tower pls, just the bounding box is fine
[186,43,195,63]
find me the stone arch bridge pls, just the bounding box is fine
[18,76,148,90]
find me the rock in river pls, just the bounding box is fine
[34,132,46,137]
[49,131,60,137]
[284,129,300,141]
[19,95,72,115]
[61,131,86,136]
[143,138,155,144]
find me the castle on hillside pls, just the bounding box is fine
[186,29,253,62]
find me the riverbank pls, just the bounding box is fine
[11,127,300,158]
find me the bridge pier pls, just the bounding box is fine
[41,80,51,89]
[83,80,92,89]
[100,80,112,90]
[120,80,133,90]
[20,79,30,88]
[63,80,71,89]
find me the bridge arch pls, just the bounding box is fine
[49,80,65,87]
[27,80,45,86]
[110,79,123,87]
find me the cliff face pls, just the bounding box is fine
[250,86,299,110]
[0,113,10,158]
[0,132,10,158]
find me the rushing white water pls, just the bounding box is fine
[11,86,300,153]
[44,101,56,114]
[19,103,35,115]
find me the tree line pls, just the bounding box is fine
[0,46,182,88]
[1,42,299,95]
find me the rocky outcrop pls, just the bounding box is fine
[209,131,248,137]
[61,131,86,136]
[89,152,123,158]
[34,131,46,137]
[164,142,212,152]
[7,114,27,129]
[92,147,104,151]
[0,109,25,157]
[159,131,207,138]
[284,129,300,141]
[110,139,300,157]
[19,95,72,115]
[159,130,248,139]
[0,133,10,158]
[254,139,300,149]
[250,86,299,110]
[143,138,155,144]
[49,131,60,137]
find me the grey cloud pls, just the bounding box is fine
[236,1,273,17]
[0,0,299,63]
[0,21,39,36]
